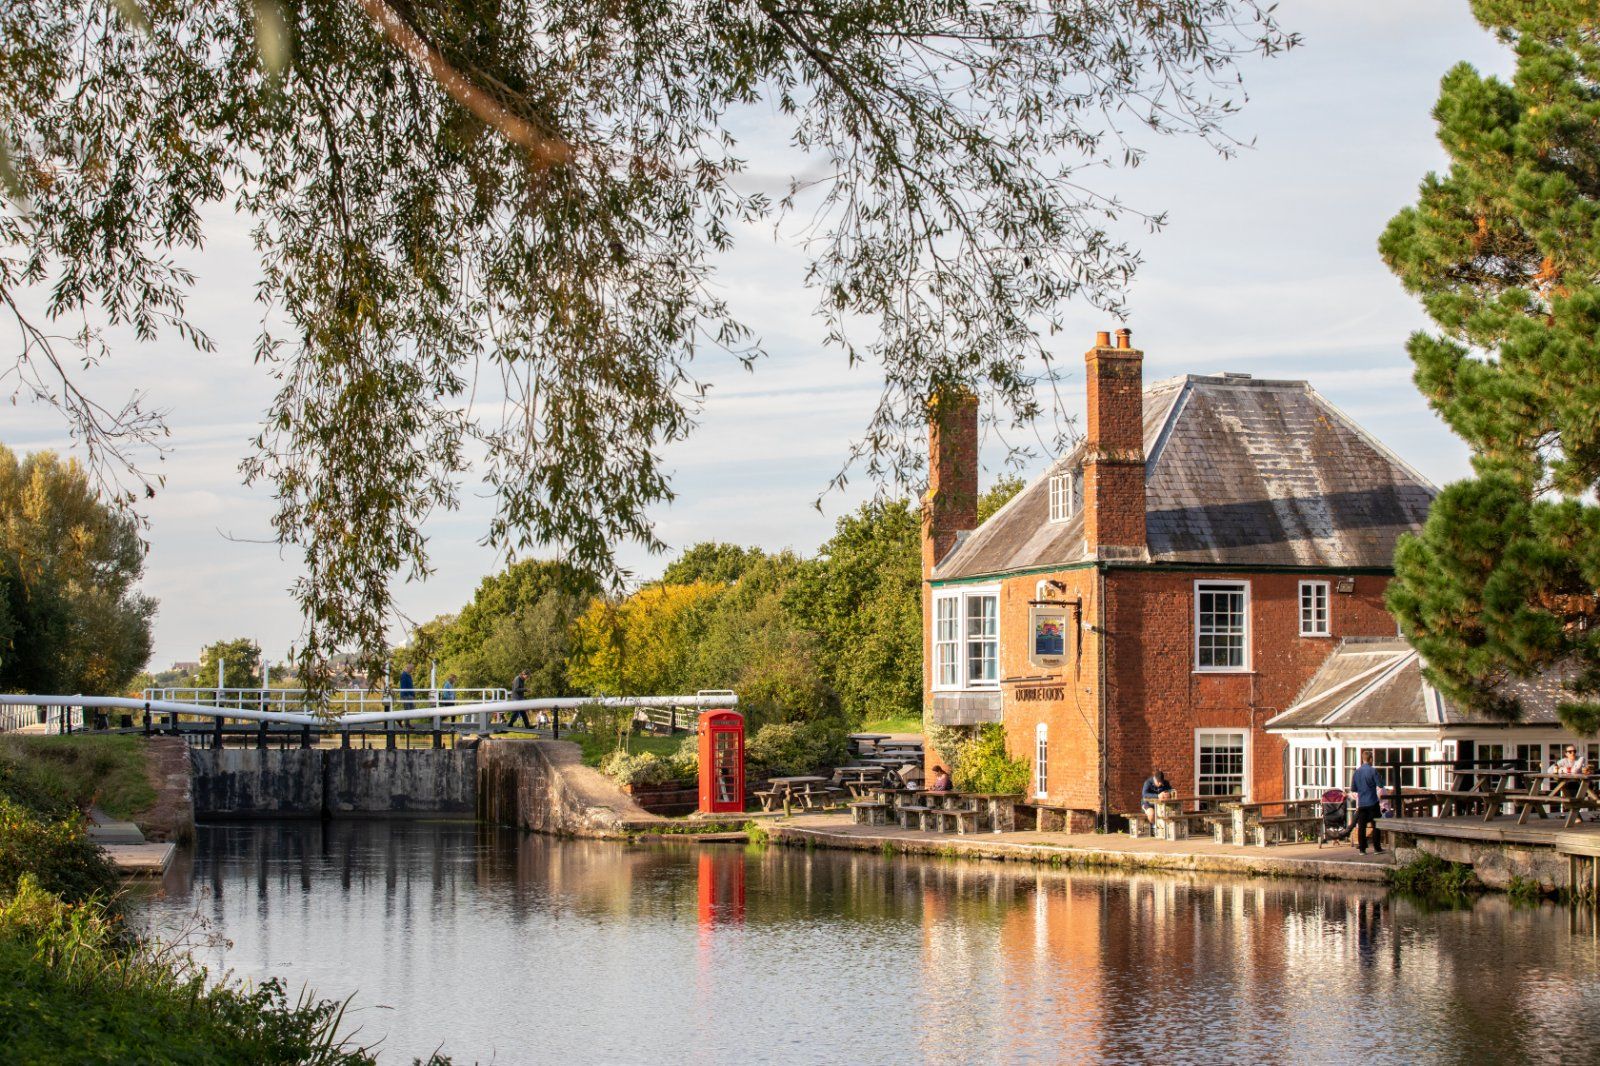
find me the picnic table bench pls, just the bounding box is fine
[1151,794,1242,842]
[753,776,843,813]
[1219,798,1315,846]
[1510,773,1600,828]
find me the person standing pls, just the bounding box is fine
[398,667,416,712]
[506,670,531,728]
[1350,751,1385,855]
[440,674,457,707]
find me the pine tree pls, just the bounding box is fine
[1380,1,1600,733]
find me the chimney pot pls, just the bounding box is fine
[1095,330,1111,348]
[1115,328,1132,350]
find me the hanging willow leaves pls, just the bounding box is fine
[0,1,1294,693]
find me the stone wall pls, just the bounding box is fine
[477,738,665,838]
[1390,829,1571,892]
[190,748,476,819]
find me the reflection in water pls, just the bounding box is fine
[137,822,1600,1064]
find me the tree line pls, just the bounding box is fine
[396,480,1020,728]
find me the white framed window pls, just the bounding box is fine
[1196,730,1248,798]
[934,597,960,687]
[1047,469,1082,523]
[1299,581,1330,637]
[1035,723,1049,798]
[1290,745,1336,799]
[1194,581,1250,672]
[932,587,1000,690]
[966,594,999,685]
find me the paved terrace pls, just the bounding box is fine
[769,812,1394,883]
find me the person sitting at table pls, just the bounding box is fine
[1141,769,1173,826]
[1557,746,1589,775]
[930,766,952,792]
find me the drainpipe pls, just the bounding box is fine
[1098,563,1109,832]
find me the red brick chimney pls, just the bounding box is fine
[1083,328,1146,558]
[921,389,979,579]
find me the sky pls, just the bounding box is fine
[6,1,1511,671]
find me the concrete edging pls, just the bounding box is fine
[767,822,1392,884]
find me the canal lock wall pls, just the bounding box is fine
[190,748,477,819]
[476,738,665,838]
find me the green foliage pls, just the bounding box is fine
[0,446,154,695]
[661,543,766,585]
[599,750,678,788]
[0,734,157,821]
[977,476,1026,523]
[744,721,849,779]
[1506,874,1546,905]
[1380,5,1600,729]
[940,724,1030,795]
[1,0,1292,686]
[743,821,771,848]
[1388,852,1483,897]
[0,876,418,1064]
[569,582,725,698]
[0,802,119,905]
[192,637,263,689]
[788,500,922,726]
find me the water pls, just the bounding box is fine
[136,821,1600,1064]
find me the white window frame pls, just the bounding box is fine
[1047,469,1082,523]
[931,585,1001,691]
[1035,722,1049,798]
[1194,580,1251,673]
[934,597,960,688]
[1299,580,1331,637]
[1195,729,1250,800]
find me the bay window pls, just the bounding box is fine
[932,587,1000,689]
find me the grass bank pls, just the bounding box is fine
[0,734,446,1063]
[0,734,157,820]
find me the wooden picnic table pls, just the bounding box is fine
[1148,793,1243,842]
[759,775,837,813]
[1509,772,1600,828]
[834,765,888,797]
[1220,797,1320,847]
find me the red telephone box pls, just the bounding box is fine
[697,710,745,814]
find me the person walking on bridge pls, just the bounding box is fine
[398,667,416,712]
[505,670,531,729]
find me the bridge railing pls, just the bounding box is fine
[0,692,739,745]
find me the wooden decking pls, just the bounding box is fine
[1385,815,1600,856]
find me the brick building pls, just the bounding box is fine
[921,329,1437,830]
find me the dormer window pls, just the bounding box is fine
[1048,469,1082,523]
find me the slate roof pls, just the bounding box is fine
[1266,638,1568,731]
[934,373,1438,581]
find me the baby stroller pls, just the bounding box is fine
[1317,788,1354,847]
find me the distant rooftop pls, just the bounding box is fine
[934,373,1438,580]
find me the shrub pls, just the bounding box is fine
[1388,852,1482,896]
[668,735,699,779]
[932,724,1028,794]
[600,750,683,788]
[744,721,848,778]
[0,799,118,905]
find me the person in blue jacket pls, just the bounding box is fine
[1141,769,1173,827]
[1350,751,1385,855]
[398,667,415,712]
